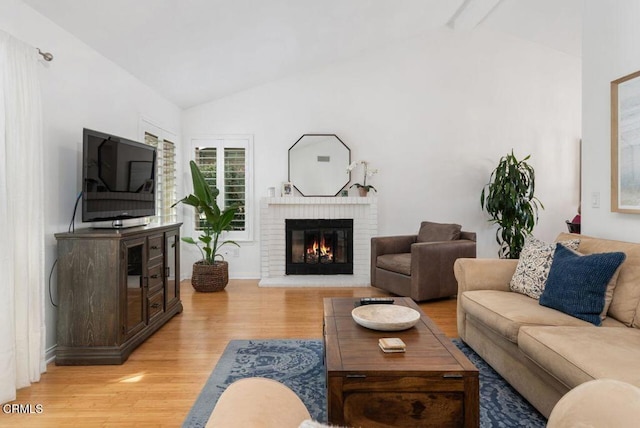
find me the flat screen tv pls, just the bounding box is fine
[82,128,156,226]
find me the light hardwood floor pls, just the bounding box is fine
[3,280,457,427]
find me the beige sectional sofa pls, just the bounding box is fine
[454,232,640,418]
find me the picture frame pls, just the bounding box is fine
[282,181,293,197]
[612,70,640,213]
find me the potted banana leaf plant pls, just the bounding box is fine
[480,150,543,259]
[173,160,239,291]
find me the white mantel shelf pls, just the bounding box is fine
[262,196,377,205]
[259,196,378,287]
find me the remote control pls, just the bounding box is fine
[359,297,395,305]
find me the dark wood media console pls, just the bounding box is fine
[55,223,182,365]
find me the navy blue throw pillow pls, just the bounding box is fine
[539,244,626,326]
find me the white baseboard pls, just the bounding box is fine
[259,275,371,287]
[45,344,56,365]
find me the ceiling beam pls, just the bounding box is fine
[448,0,504,31]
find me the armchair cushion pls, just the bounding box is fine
[376,253,411,276]
[417,221,461,243]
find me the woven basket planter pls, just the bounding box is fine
[191,260,229,292]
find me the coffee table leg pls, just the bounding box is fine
[464,375,480,427]
[327,377,345,425]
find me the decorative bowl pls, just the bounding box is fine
[351,304,421,331]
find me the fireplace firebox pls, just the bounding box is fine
[285,219,353,275]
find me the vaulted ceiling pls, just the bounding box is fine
[23,0,582,109]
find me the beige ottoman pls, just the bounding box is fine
[206,377,311,428]
[547,379,640,428]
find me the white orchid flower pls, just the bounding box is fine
[347,160,378,193]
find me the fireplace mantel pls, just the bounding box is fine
[259,196,378,287]
[262,196,376,206]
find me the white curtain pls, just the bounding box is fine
[0,31,46,404]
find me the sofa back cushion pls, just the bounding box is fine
[556,233,640,327]
[417,221,461,242]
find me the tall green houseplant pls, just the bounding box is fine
[481,151,543,259]
[173,161,239,291]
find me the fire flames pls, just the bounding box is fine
[307,236,332,261]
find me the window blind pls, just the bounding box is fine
[194,146,246,232]
[145,132,177,223]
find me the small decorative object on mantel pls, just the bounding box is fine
[282,181,293,197]
[172,161,240,292]
[347,160,378,196]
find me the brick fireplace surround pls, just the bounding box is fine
[259,197,378,286]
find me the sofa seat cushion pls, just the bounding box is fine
[461,290,592,343]
[376,253,411,276]
[518,326,640,389]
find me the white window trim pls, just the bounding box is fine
[139,117,179,224]
[190,135,254,242]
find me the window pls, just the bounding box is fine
[141,121,178,224]
[192,135,253,241]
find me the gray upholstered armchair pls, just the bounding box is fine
[370,221,477,302]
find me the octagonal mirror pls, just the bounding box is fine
[288,134,351,196]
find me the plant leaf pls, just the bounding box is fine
[480,150,544,258]
[189,160,215,206]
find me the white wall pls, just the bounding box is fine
[0,0,584,356]
[0,0,181,356]
[182,26,582,277]
[582,0,640,240]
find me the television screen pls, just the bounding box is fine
[82,128,156,224]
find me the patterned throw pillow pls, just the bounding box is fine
[510,236,580,299]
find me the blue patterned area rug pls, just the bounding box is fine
[182,339,546,427]
[454,339,547,427]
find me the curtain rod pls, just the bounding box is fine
[37,48,53,62]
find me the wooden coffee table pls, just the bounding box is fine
[323,297,479,427]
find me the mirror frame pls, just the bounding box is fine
[288,134,351,197]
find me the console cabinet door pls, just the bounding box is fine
[165,229,180,308]
[122,237,147,339]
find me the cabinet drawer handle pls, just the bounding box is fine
[150,245,160,250]
[150,274,159,279]
[151,302,161,309]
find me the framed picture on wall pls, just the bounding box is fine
[612,69,640,213]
